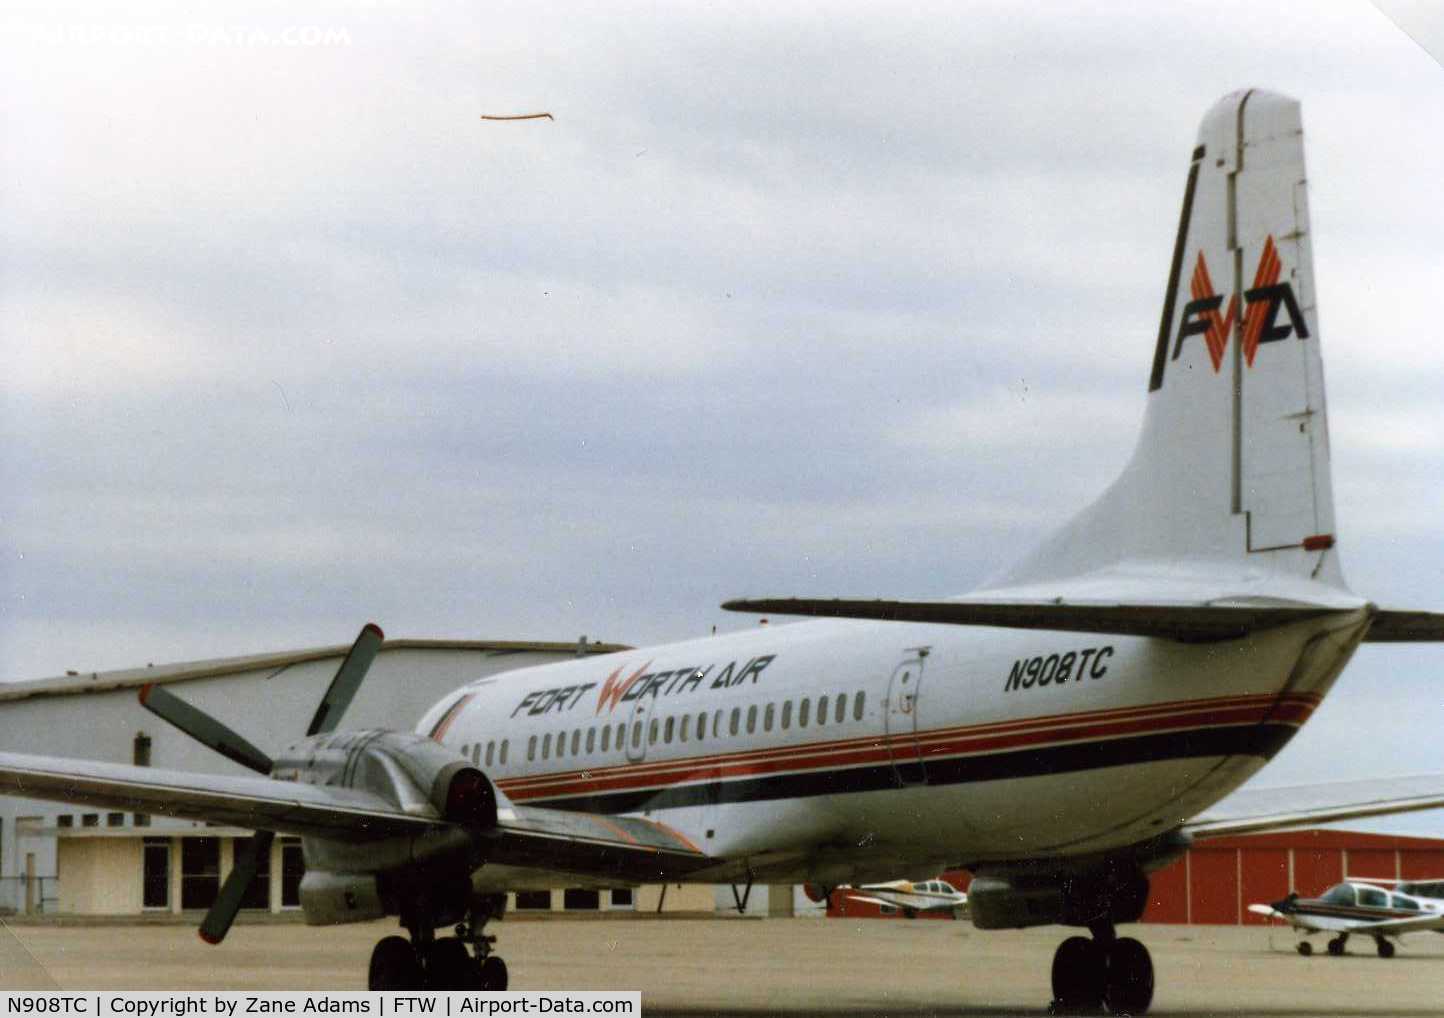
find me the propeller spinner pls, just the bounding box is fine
[138,623,385,943]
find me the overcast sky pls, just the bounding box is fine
[2,2,1441,831]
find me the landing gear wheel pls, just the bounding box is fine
[1103,937,1154,1016]
[426,937,478,990]
[1376,939,1395,959]
[1327,936,1347,957]
[1050,935,1105,1012]
[478,955,509,991]
[903,907,918,920]
[369,936,423,990]
[1296,941,1313,957]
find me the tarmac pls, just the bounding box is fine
[2,915,1442,1015]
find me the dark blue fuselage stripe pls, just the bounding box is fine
[525,723,1298,815]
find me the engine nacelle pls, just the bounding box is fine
[968,867,1150,930]
[299,871,386,925]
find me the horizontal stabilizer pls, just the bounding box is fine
[721,597,1352,643]
[1364,610,1444,642]
[1184,774,1444,839]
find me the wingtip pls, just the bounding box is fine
[138,683,154,705]
[362,622,385,642]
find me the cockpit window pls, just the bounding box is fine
[1321,884,1355,906]
[1357,886,1387,908]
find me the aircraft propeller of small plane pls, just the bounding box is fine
[841,878,969,919]
[3,90,1444,1013]
[1249,879,1444,958]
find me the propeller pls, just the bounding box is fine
[139,623,385,943]
[1270,891,1300,914]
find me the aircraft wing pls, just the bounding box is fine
[1183,774,1444,839]
[0,751,711,882]
[1347,912,1444,936]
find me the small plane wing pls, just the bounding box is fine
[720,597,1351,642]
[0,751,711,882]
[1184,774,1444,839]
[1346,912,1444,936]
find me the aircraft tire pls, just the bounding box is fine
[368,936,423,991]
[1296,941,1313,957]
[1327,936,1346,957]
[1376,939,1395,959]
[426,937,478,990]
[479,955,509,991]
[1050,936,1105,1011]
[1103,937,1154,1016]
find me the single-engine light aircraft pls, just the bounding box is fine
[840,878,969,918]
[4,90,1444,1014]
[1249,879,1444,958]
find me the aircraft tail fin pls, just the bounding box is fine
[994,90,1343,591]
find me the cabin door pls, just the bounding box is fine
[884,651,928,786]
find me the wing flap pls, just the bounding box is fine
[484,805,711,883]
[722,597,1348,642]
[1184,774,1444,839]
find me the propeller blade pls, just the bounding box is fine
[199,829,274,945]
[306,623,385,736]
[139,684,274,775]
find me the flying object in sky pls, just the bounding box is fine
[3,89,1444,1014]
[840,877,969,919]
[1248,879,1444,957]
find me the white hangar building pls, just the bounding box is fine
[0,636,744,917]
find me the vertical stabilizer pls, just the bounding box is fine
[994,90,1343,591]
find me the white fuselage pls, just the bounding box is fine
[415,611,1368,888]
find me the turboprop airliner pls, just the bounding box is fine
[4,89,1444,1014]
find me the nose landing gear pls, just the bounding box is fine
[1049,922,1154,1015]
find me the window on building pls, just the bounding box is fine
[142,837,170,910]
[609,888,634,908]
[134,814,151,827]
[107,813,124,827]
[57,815,73,828]
[563,888,600,910]
[515,891,552,910]
[781,701,792,729]
[81,814,99,828]
[133,732,152,767]
[280,838,304,909]
[799,698,811,727]
[180,837,221,910]
[763,703,774,732]
[853,691,865,721]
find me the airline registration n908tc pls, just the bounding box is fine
[4,90,1444,1015]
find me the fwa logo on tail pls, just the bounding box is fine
[1173,234,1310,372]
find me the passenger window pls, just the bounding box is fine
[527,735,536,762]
[1392,894,1420,911]
[571,730,580,756]
[747,705,758,734]
[649,718,659,745]
[542,733,552,759]
[587,728,596,754]
[485,741,495,767]
[763,703,774,732]
[500,739,508,765]
[601,725,611,752]
[679,714,689,743]
[818,696,829,725]
[799,698,811,727]
[853,691,865,721]
[697,714,707,741]
[471,744,481,765]
[730,707,741,736]
[835,695,846,723]
[617,723,627,751]
[555,731,565,759]
[631,722,643,749]
[781,701,792,729]
[1359,887,1387,908]
[714,710,724,738]
[664,717,675,744]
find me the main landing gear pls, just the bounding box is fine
[368,894,509,990]
[1327,933,1348,957]
[1050,921,1154,1015]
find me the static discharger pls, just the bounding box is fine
[480,112,554,121]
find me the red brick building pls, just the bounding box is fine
[827,829,1444,924]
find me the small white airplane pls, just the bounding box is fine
[841,877,969,919]
[1248,879,1444,958]
[4,90,1444,1015]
